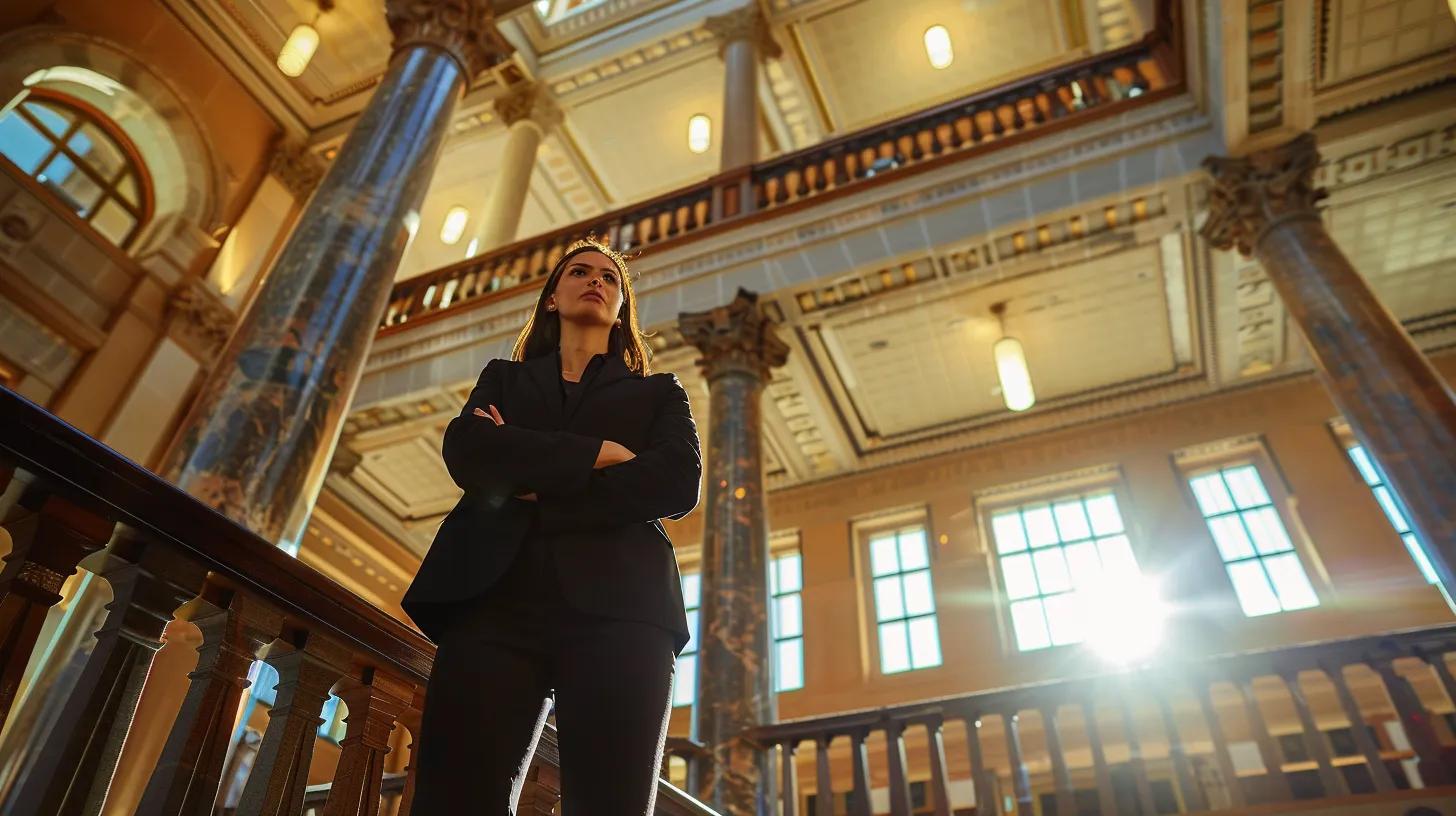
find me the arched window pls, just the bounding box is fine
[0,90,152,249]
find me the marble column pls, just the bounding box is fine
[1201,132,1456,591]
[159,1,512,545]
[476,83,561,250]
[705,6,780,170]
[679,288,789,815]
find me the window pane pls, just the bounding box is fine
[1010,598,1051,651]
[1043,592,1085,646]
[674,654,697,706]
[1227,560,1281,617]
[777,554,802,593]
[1223,465,1271,509]
[907,615,942,669]
[1064,541,1103,588]
[1264,552,1318,610]
[69,122,127,181]
[1190,473,1235,516]
[870,535,900,576]
[898,529,929,571]
[901,570,935,616]
[38,153,102,215]
[874,575,904,621]
[1208,515,1256,562]
[775,594,802,638]
[1243,507,1293,555]
[992,512,1027,553]
[1347,445,1381,486]
[1373,486,1411,533]
[116,171,139,206]
[25,101,72,135]
[683,609,698,653]
[1096,535,1139,581]
[1404,533,1441,584]
[1001,553,1039,600]
[1031,547,1072,594]
[0,112,53,173]
[1024,505,1058,547]
[879,621,910,673]
[681,573,700,608]
[91,198,135,245]
[1053,500,1091,541]
[775,638,803,691]
[1085,492,1125,535]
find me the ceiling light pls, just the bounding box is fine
[991,302,1035,411]
[924,25,953,69]
[440,205,469,245]
[687,114,712,154]
[277,24,320,77]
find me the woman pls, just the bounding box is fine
[401,238,702,815]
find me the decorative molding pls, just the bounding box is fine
[492,82,563,130]
[679,288,790,381]
[384,0,515,86]
[166,277,236,361]
[1201,132,1323,257]
[548,27,715,97]
[970,462,1124,504]
[1245,0,1286,135]
[268,140,328,199]
[704,5,782,60]
[1315,123,1456,192]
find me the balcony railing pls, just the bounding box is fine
[0,385,716,816]
[749,625,1456,816]
[377,1,1185,335]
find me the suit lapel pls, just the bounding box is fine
[523,349,637,428]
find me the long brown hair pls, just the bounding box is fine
[510,238,653,375]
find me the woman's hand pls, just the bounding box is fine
[473,405,537,500]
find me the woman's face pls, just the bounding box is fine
[549,250,625,328]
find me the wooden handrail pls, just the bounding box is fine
[376,0,1184,337]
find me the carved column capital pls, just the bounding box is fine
[268,141,327,200]
[1200,131,1325,257]
[492,82,562,132]
[704,5,782,60]
[167,277,236,361]
[679,288,789,382]
[385,0,515,87]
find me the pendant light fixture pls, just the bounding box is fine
[991,301,1035,412]
[277,0,333,78]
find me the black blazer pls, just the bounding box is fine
[400,349,702,655]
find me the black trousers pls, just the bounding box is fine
[410,587,677,814]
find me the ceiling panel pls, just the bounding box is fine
[1328,169,1456,321]
[355,436,460,518]
[1320,0,1456,88]
[820,243,1176,438]
[220,0,392,104]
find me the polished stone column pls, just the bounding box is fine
[679,288,789,815]
[1202,132,1456,590]
[477,83,561,250]
[159,2,512,545]
[706,6,780,170]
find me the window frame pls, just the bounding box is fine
[769,531,805,693]
[672,562,702,709]
[852,507,944,678]
[0,88,154,249]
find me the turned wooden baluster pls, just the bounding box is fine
[3,525,208,816]
[1196,681,1249,810]
[233,631,352,816]
[1002,711,1034,816]
[1080,699,1119,816]
[136,576,285,816]
[1281,669,1349,797]
[921,714,953,816]
[884,719,912,816]
[814,734,835,816]
[517,763,561,816]
[1371,657,1450,786]
[0,477,112,730]
[1154,687,1208,812]
[1236,676,1294,802]
[1040,704,1074,816]
[1114,685,1157,815]
[394,693,425,816]
[320,667,413,816]
[849,728,872,816]
[961,713,992,816]
[1322,662,1395,792]
[780,738,799,816]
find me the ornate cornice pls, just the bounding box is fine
[492,82,563,130]
[384,0,515,87]
[679,288,790,382]
[1201,132,1325,257]
[704,5,782,61]
[267,141,327,200]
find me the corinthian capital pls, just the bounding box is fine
[385,0,515,86]
[492,82,563,131]
[268,140,327,199]
[679,288,790,382]
[704,5,782,60]
[1200,132,1326,257]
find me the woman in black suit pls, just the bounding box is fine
[401,239,702,815]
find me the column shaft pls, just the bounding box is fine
[478,120,544,250]
[720,36,758,170]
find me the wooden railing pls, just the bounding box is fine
[749,626,1456,816]
[0,385,717,816]
[377,1,1185,335]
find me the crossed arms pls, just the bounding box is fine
[441,358,703,534]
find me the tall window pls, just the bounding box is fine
[673,571,701,707]
[0,91,150,248]
[769,548,804,692]
[989,490,1142,652]
[868,525,942,674]
[1188,464,1318,616]
[1345,444,1440,584]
